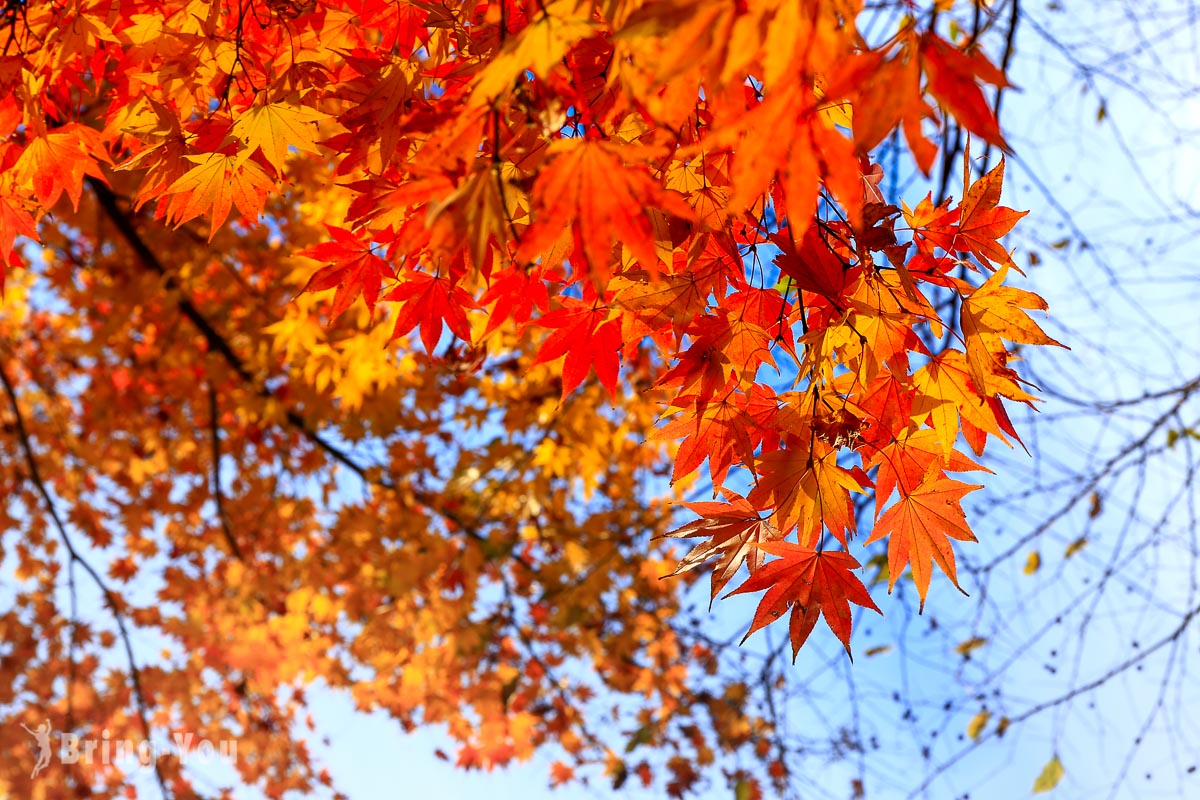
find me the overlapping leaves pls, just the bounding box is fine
[0,0,1058,669]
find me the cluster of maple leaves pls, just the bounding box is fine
[0,0,1064,794]
[0,0,1059,654]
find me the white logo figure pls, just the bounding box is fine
[21,719,53,779]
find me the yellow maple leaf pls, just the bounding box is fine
[232,100,331,175]
[961,263,1067,398]
[469,0,595,107]
[163,153,274,238]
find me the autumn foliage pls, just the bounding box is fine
[0,0,1062,796]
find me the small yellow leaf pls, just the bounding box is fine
[1023,551,1041,575]
[864,645,892,657]
[1064,537,1087,559]
[955,636,987,656]
[966,710,991,740]
[1032,755,1065,793]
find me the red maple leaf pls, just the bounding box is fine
[533,302,622,398]
[729,543,881,659]
[386,270,476,353]
[299,226,396,319]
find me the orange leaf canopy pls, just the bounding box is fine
[0,0,1062,791]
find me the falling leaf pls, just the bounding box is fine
[1032,755,1065,793]
[966,710,991,740]
[1064,537,1088,559]
[955,636,987,656]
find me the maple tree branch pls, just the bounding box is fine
[974,379,1196,572]
[0,358,172,800]
[85,178,538,570]
[208,384,246,561]
[909,599,1200,799]
[977,0,1020,171]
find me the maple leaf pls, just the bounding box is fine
[723,80,862,234]
[866,469,982,610]
[480,265,553,335]
[532,302,623,398]
[386,270,476,353]
[851,371,914,446]
[468,1,596,106]
[657,314,736,399]
[850,44,939,175]
[163,152,274,238]
[903,191,960,255]
[615,0,737,86]
[654,379,760,485]
[663,493,783,600]
[961,262,1067,397]
[611,254,727,337]
[747,443,869,547]
[870,429,991,507]
[298,226,396,319]
[772,225,852,305]
[920,34,1011,152]
[118,98,193,209]
[519,139,694,285]
[426,164,515,274]
[232,99,330,176]
[0,190,37,279]
[911,349,1010,457]
[728,543,881,659]
[12,124,110,210]
[954,158,1028,267]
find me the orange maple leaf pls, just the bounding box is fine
[12,124,110,210]
[911,349,1010,457]
[655,380,759,485]
[920,34,1011,152]
[955,158,1028,267]
[866,469,982,610]
[961,262,1067,398]
[519,139,693,285]
[163,152,274,238]
[850,43,939,175]
[748,443,869,547]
